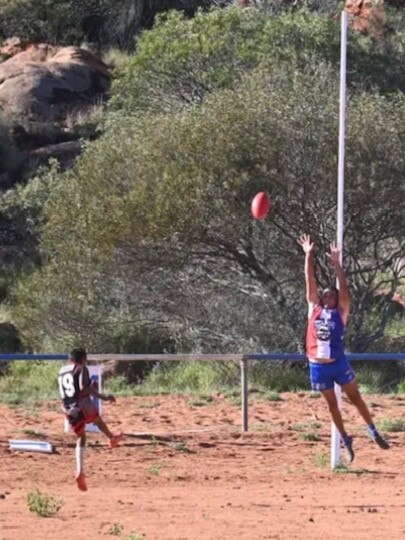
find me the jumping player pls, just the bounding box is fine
[299,234,389,462]
[58,348,123,491]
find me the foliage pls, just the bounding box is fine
[263,391,282,401]
[377,417,405,432]
[107,523,124,536]
[0,0,133,49]
[299,431,321,442]
[140,361,239,394]
[27,489,63,518]
[356,361,405,393]
[0,360,62,405]
[292,421,321,431]
[0,161,60,269]
[133,360,403,395]
[103,48,133,70]
[0,115,22,183]
[0,0,232,50]
[148,462,165,476]
[250,363,309,392]
[125,534,144,540]
[111,8,339,114]
[313,449,329,469]
[111,6,405,116]
[65,103,106,140]
[2,6,403,372]
[18,56,404,353]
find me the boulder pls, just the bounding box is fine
[0,43,110,122]
[0,37,33,57]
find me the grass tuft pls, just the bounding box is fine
[65,103,105,139]
[260,391,283,402]
[107,522,124,536]
[292,421,321,432]
[187,395,214,407]
[299,432,321,442]
[27,489,63,518]
[172,441,192,453]
[333,465,372,475]
[313,450,329,469]
[377,417,405,432]
[22,429,47,438]
[148,462,165,476]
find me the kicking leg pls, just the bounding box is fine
[342,379,389,449]
[94,416,123,448]
[321,388,354,462]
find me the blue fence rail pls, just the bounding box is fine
[1,353,404,361]
[248,353,405,361]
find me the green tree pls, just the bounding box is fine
[0,0,139,49]
[110,6,405,116]
[0,115,22,186]
[14,61,404,352]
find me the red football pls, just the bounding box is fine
[251,191,270,220]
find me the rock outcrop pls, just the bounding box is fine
[0,42,110,123]
[345,0,387,36]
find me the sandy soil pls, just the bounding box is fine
[0,392,404,540]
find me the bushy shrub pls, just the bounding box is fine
[0,0,122,48]
[12,58,405,354]
[111,6,405,116]
[0,116,22,183]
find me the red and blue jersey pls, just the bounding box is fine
[306,304,345,360]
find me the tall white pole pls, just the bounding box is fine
[331,9,348,470]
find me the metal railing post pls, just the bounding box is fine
[240,357,249,432]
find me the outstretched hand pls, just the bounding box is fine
[326,242,341,266]
[298,234,314,255]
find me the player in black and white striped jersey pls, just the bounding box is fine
[58,348,123,491]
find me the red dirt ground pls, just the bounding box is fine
[0,392,404,540]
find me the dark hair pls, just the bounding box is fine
[320,285,339,307]
[69,347,87,364]
[322,285,339,296]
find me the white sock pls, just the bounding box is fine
[76,441,85,477]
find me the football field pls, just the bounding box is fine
[1,393,404,540]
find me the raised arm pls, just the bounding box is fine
[327,243,349,323]
[80,366,116,402]
[299,234,318,305]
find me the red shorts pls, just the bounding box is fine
[65,399,99,436]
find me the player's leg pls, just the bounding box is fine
[75,432,88,491]
[66,408,88,490]
[309,361,354,462]
[93,416,123,448]
[341,379,389,449]
[80,398,123,448]
[320,388,355,462]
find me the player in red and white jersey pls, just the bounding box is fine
[299,234,389,462]
[58,348,123,491]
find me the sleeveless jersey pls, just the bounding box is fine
[58,363,90,408]
[306,304,345,360]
